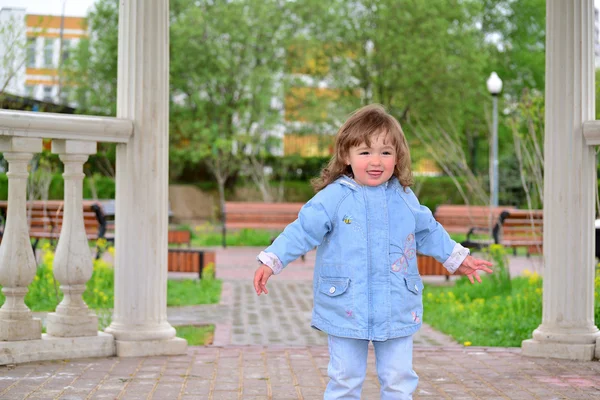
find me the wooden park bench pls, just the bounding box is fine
[493,209,543,255]
[0,200,108,255]
[417,254,450,280]
[433,205,515,249]
[167,248,215,279]
[224,201,304,231]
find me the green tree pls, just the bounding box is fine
[0,12,27,95]
[63,0,119,116]
[481,0,545,98]
[170,0,297,242]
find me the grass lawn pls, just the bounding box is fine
[167,279,221,306]
[423,274,543,347]
[0,261,222,312]
[190,224,276,247]
[175,325,215,346]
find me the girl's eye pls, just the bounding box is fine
[383,151,392,155]
[359,151,369,155]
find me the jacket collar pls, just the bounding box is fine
[335,175,396,191]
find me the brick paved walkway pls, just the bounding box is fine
[2,346,600,399]
[2,247,600,399]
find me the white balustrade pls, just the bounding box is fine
[0,0,183,364]
[46,140,98,338]
[0,137,43,341]
[0,112,132,364]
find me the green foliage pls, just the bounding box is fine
[0,173,116,200]
[169,0,296,188]
[192,223,275,247]
[0,242,115,311]
[482,0,545,98]
[306,0,489,136]
[175,325,215,346]
[63,0,119,115]
[413,176,469,211]
[423,246,600,348]
[423,272,543,347]
[0,174,6,200]
[167,277,221,306]
[0,244,222,317]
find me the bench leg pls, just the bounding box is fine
[31,238,40,259]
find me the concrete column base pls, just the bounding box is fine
[115,337,187,357]
[595,337,600,360]
[0,318,41,341]
[46,312,98,337]
[0,332,114,365]
[522,339,596,361]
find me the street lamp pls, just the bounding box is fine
[486,72,502,208]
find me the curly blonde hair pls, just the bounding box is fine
[311,104,413,192]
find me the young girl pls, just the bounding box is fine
[253,104,492,400]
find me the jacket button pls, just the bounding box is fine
[414,284,419,292]
[329,286,336,294]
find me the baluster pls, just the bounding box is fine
[0,137,43,341]
[46,140,98,337]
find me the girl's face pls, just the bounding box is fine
[345,133,397,186]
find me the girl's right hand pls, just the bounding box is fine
[253,264,274,296]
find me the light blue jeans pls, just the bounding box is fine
[324,335,418,400]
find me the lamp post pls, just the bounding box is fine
[486,72,502,208]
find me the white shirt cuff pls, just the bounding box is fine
[443,243,470,274]
[257,251,284,275]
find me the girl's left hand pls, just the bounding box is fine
[456,255,493,284]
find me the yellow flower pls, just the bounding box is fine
[464,341,472,346]
[522,269,531,277]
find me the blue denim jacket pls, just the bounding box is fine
[259,176,468,341]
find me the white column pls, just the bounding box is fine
[104,0,186,356]
[0,137,42,341]
[522,0,600,361]
[46,140,98,337]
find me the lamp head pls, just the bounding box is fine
[486,72,503,95]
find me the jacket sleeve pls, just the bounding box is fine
[401,187,469,273]
[259,196,333,273]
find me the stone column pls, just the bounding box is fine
[46,140,98,337]
[104,0,186,356]
[522,0,600,361]
[0,137,42,341]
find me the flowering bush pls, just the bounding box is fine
[424,247,600,347]
[423,245,551,347]
[0,241,222,318]
[0,242,115,311]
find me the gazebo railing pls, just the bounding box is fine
[0,109,133,364]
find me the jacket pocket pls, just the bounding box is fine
[318,277,350,297]
[314,277,354,329]
[404,275,424,295]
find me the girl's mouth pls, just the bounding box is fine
[367,171,383,178]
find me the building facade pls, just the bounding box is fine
[0,7,86,106]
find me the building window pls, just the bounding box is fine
[44,39,54,67]
[25,85,34,98]
[61,39,71,63]
[59,87,70,104]
[27,38,36,67]
[43,86,53,102]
